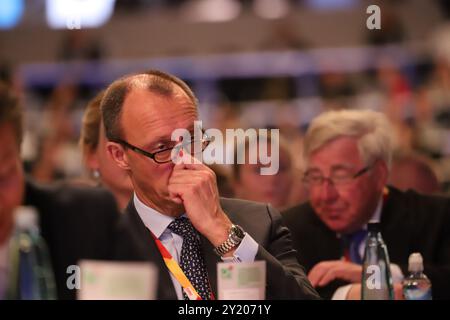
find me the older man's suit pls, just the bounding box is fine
[282,186,450,299]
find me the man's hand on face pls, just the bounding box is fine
[168,151,233,250]
[308,260,362,287]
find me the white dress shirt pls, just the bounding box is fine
[133,193,258,300]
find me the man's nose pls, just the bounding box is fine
[318,179,339,203]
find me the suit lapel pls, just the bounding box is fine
[379,187,412,264]
[125,202,178,300]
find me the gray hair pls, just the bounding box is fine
[303,109,394,168]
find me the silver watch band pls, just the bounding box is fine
[214,225,245,256]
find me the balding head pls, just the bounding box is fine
[101,70,198,142]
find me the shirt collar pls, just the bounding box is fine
[133,193,176,239]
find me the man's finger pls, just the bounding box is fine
[317,267,338,287]
[170,168,205,179]
[308,263,328,287]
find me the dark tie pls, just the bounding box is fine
[167,217,213,300]
[342,229,368,264]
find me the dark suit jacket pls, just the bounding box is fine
[113,197,320,300]
[282,186,450,299]
[24,179,119,300]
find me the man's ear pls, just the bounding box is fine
[106,142,130,170]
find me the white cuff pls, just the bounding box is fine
[220,233,258,263]
[331,284,353,300]
[331,263,404,300]
[390,263,404,284]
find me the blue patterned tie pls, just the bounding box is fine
[342,229,368,264]
[168,217,213,300]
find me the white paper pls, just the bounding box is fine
[217,261,266,300]
[77,260,158,300]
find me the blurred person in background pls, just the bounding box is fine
[283,109,450,300]
[365,3,405,46]
[319,71,355,111]
[208,164,234,198]
[416,56,450,158]
[287,168,309,207]
[0,83,119,300]
[29,83,81,183]
[58,30,104,62]
[231,132,294,211]
[79,90,133,210]
[389,153,441,195]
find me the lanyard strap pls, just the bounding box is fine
[150,231,209,300]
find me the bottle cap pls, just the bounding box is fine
[13,206,39,230]
[367,222,380,232]
[408,252,424,272]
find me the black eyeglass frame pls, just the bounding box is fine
[115,133,211,164]
[302,162,375,187]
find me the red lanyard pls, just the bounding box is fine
[150,231,215,300]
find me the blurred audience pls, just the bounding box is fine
[389,153,441,195]
[365,3,405,45]
[231,132,294,210]
[0,83,119,300]
[28,83,82,183]
[209,164,234,198]
[58,30,104,62]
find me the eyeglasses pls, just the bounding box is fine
[302,164,374,188]
[116,134,211,164]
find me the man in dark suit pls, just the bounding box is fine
[282,109,450,300]
[24,180,119,300]
[103,70,319,300]
[0,83,119,300]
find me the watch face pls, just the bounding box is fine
[231,225,245,239]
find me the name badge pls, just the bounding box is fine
[217,261,266,300]
[77,260,158,300]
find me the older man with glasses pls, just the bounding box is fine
[283,109,450,300]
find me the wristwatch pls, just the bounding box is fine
[214,224,246,256]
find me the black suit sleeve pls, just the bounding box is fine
[255,204,321,300]
[40,185,120,300]
[399,197,450,300]
[421,198,450,300]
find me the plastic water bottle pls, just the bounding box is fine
[361,222,394,300]
[6,206,57,300]
[402,253,432,300]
